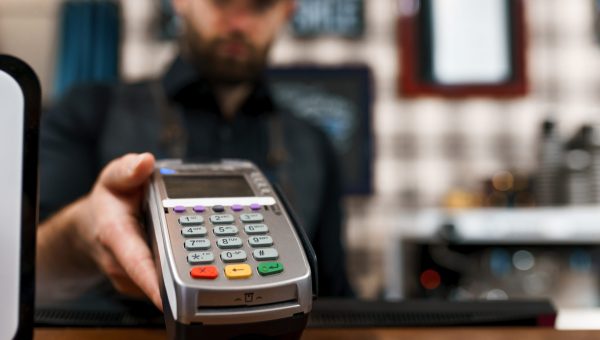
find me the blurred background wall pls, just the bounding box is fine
[3,0,599,204]
[1,0,600,301]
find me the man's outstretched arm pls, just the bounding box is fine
[36,153,163,310]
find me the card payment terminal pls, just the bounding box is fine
[146,159,317,339]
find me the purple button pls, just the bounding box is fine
[231,204,244,212]
[174,206,186,213]
[250,203,262,211]
[193,205,206,213]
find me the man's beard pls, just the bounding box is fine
[182,23,269,85]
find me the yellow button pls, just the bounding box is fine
[225,264,252,279]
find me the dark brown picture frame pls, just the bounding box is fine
[398,0,528,97]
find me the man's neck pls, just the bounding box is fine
[214,83,252,121]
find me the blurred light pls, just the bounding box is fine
[523,272,551,295]
[160,168,177,175]
[484,289,508,300]
[513,250,535,271]
[449,287,474,300]
[443,190,482,209]
[489,248,511,278]
[492,171,514,191]
[420,269,441,290]
[570,249,592,273]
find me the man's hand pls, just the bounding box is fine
[37,153,162,309]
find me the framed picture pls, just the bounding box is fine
[291,0,364,38]
[398,0,528,97]
[267,65,373,195]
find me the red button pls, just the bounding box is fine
[190,266,218,279]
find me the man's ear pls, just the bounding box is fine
[284,0,297,21]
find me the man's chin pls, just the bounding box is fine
[207,64,263,85]
[213,76,257,86]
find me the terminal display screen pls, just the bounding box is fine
[164,175,254,198]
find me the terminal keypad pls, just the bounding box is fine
[177,205,283,280]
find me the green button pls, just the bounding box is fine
[258,262,284,276]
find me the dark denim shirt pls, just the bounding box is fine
[40,56,354,297]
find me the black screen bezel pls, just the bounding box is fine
[0,54,41,340]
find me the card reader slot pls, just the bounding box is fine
[197,299,299,313]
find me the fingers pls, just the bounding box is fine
[100,153,156,194]
[99,217,163,310]
[85,153,162,309]
[99,254,146,299]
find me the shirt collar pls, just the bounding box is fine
[161,55,276,117]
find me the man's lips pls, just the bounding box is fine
[216,41,250,59]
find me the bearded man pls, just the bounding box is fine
[37,0,353,311]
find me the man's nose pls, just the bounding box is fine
[225,7,256,33]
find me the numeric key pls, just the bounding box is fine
[217,237,243,249]
[210,214,235,224]
[248,235,273,247]
[178,215,204,226]
[213,225,238,236]
[244,224,269,235]
[240,213,264,223]
[220,250,247,263]
[184,238,211,250]
[182,226,207,237]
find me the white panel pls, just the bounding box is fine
[0,70,24,339]
[162,196,276,208]
[431,0,511,84]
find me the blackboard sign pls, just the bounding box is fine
[267,65,373,195]
[292,0,364,38]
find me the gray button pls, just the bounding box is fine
[240,213,264,223]
[255,181,269,189]
[217,237,243,249]
[210,214,235,224]
[248,235,273,247]
[253,248,279,261]
[178,215,204,226]
[213,225,239,236]
[184,238,211,250]
[271,204,282,215]
[244,224,269,235]
[182,226,208,237]
[220,250,247,263]
[187,251,214,264]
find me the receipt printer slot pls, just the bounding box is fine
[197,285,297,308]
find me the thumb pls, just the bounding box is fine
[100,153,156,194]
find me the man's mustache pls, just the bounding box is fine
[211,35,255,53]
